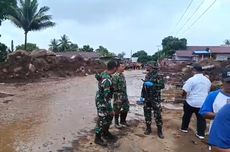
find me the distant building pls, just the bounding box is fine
[174,46,230,61]
[131,57,138,63]
[56,52,100,60]
[99,56,120,64]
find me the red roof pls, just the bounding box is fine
[176,46,230,57]
[175,50,193,57]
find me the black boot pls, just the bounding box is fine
[157,126,164,139]
[120,111,129,127]
[94,133,107,147]
[102,126,118,142]
[115,113,122,129]
[144,123,152,135]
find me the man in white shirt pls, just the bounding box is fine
[180,64,211,139]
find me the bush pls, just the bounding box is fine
[0,42,8,62]
[16,43,39,52]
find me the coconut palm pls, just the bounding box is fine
[225,40,230,45]
[49,39,59,52]
[69,43,78,52]
[59,34,71,52]
[8,0,55,50]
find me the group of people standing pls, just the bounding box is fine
[181,64,230,152]
[94,60,129,146]
[94,60,230,151]
[94,60,165,147]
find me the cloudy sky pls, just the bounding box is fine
[0,0,229,56]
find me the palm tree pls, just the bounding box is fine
[225,40,230,45]
[69,43,78,52]
[59,34,71,52]
[49,39,59,52]
[8,0,55,50]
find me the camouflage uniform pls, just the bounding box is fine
[142,69,165,136]
[95,72,114,135]
[112,72,129,126]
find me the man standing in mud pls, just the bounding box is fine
[141,64,165,139]
[112,62,129,128]
[94,60,117,146]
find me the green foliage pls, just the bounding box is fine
[117,52,125,59]
[59,34,71,52]
[161,36,187,57]
[0,42,8,62]
[8,0,55,50]
[95,46,109,56]
[0,0,16,25]
[225,40,230,45]
[132,50,153,64]
[49,35,78,52]
[132,50,147,57]
[69,43,78,51]
[16,43,39,52]
[137,55,152,64]
[49,39,59,52]
[107,52,116,57]
[79,45,94,52]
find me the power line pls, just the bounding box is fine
[181,0,217,35]
[175,0,195,27]
[176,0,206,35]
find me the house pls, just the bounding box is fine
[56,52,100,60]
[175,46,230,61]
[174,50,193,61]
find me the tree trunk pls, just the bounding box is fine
[24,32,28,50]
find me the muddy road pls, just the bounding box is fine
[0,70,208,152]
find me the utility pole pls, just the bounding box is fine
[156,45,161,65]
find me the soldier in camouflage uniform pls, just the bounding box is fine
[94,60,117,146]
[141,64,165,138]
[112,62,129,128]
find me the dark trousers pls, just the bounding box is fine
[181,101,206,136]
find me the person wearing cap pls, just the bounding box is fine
[208,104,230,152]
[141,64,165,138]
[200,67,230,137]
[180,64,211,139]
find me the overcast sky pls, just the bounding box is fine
[0,0,229,56]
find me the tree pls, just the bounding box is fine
[49,39,59,52]
[132,50,147,57]
[161,36,187,57]
[0,0,16,25]
[8,0,55,50]
[59,34,71,51]
[95,46,109,56]
[79,45,94,52]
[118,52,125,59]
[224,40,230,45]
[16,43,39,52]
[69,43,78,52]
[0,42,8,62]
[137,55,152,64]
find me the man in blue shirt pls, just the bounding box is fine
[200,68,230,128]
[200,67,230,151]
[209,104,230,152]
